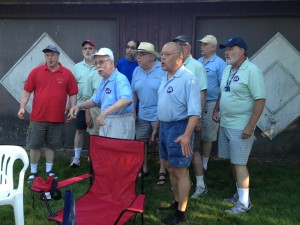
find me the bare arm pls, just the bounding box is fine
[17,90,31,119]
[175,115,199,156]
[68,99,96,119]
[97,98,131,126]
[242,98,266,139]
[212,93,221,123]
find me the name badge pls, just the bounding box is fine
[225,86,230,92]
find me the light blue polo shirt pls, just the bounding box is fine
[73,59,97,104]
[157,66,201,122]
[198,54,227,101]
[91,69,133,115]
[131,60,164,121]
[220,58,266,130]
[184,55,207,91]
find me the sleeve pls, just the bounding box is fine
[118,76,133,101]
[187,75,201,116]
[218,59,227,85]
[24,69,36,93]
[67,71,79,96]
[248,68,266,100]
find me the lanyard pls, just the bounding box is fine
[226,67,239,87]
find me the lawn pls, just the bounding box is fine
[1,150,300,225]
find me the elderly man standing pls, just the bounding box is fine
[69,48,135,139]
[70,40,98,168]
[213,37,266,214]
[172,35,208,199]
[198,35,227,172]
[131,42,166,181]
[18,45,78,182]
[156,42,200,224]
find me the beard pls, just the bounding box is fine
[226,55,240,66]
[84,54,93,60]
[125,53,136,62]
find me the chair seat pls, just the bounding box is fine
[48,193,138,225]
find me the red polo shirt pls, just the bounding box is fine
[24,63,78,122]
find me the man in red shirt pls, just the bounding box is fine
[17,45,78,182]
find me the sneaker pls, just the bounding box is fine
[46,171,58,179]
[224,192,239,204]
[190,185,208,198]
[26,172,37,183]
[70,157,80,168]
[162,211,187,224]
[157,202,178,212]
[225,200,251,215]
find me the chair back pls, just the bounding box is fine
[0,145,29,196]
[89,136,144,207]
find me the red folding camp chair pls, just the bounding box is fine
[30,136,146,225]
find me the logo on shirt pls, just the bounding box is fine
[233,76,239,82]
[105,88,111,94]
[167,86,173,94]
[206,68,210,73]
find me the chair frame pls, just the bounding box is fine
[0,145,29,225]
[30,136,146,225]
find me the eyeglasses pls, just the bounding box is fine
[95,59,110,66]
[137,52,149,57]
[126,45,136,50]
[160,52,180,57]
[83,47,94,50]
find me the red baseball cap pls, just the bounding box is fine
[82,40,96,48]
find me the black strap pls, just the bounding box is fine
[50,179,62,200]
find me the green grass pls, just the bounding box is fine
[1,151,300,225]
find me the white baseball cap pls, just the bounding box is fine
[198,35,218,46]
[93,47,114,61]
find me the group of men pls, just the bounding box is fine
[18,34,266,224]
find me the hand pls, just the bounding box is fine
[242,125,254,139]
[150,128,158,144]
[85,113,93,128]
[175,135,192,157]
[96,113,106,126]
[212,110,220,123]
[17,108,26,120]
[67,106,79,121]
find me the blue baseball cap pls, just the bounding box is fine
[42,45,60,54]
[219,37,248,50]
[172,35,192,45]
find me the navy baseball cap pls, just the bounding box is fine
[219,37,248,50]
[42,45,60,54]
[172,35,192,45]
[82,39,96,48]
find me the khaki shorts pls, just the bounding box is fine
[202,101,219,142]
[135,119,156,139]
[26,121,64,150]
[86,106,100,135]
[99,113,135,140]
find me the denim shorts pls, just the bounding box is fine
[74,110,87,130]
[159,120,193,168]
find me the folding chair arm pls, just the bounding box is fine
[57,173,92,189]
[126,194,146,213]
[30,173,92,192]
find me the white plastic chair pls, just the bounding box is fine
[0,145,29,225]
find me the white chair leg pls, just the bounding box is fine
[13,195,24,225]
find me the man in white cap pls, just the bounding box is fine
[69,48,135,139]
[198,35,227,172]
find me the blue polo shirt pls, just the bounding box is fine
[116,58,139,83]
[157,66,201,122]
[91,69,133,115]
[198,54,227,101]
[131,61,164,121]
[73,59,97,104]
